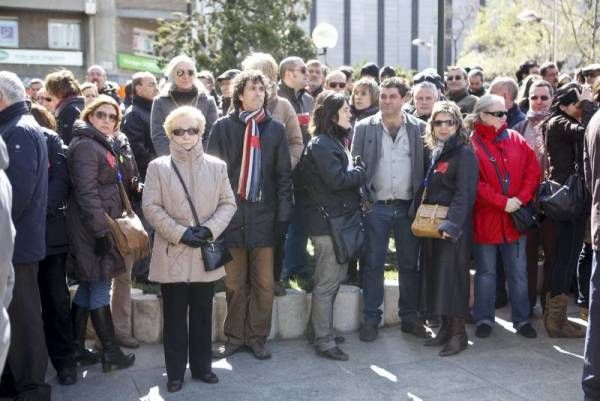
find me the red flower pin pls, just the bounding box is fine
[435,161,449,174]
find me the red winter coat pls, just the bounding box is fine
[471,122,540,244]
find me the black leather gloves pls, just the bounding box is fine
[192,226,213,241]
[180,228,203,248]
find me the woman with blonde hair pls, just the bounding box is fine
[150,54,218,156]
[143,106,236,393]
[66,95,135,372]
[417,101,478,356]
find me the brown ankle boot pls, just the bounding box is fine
[545,294,585,338]
[439,318,468,357]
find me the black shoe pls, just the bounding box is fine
[475,323,492,338]
[90,306,135,372]
[516,323,537,339]
[316,346,349,361]
[192,372,219,384]
[212,343,244,359]
[71,303,101,366]
[424,317,450,347]
[439,334,468,357]
[57,367,77,386]
[167,379,183,393]
[401,320,432,339]
[359,322,378,342]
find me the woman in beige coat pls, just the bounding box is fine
[142,106,236,393]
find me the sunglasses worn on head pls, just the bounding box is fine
[484,111,508,118]
[432,119,456,127]
[94,110,118,122]
[329,82,346,89]
[172,127,200,137]
[176,69,195,77]
[447,75,463,81]
[530,95,550,101]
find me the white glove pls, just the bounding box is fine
[504,197,522,213]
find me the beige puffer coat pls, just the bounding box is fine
[142,139,236,283]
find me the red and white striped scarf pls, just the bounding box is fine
[238,108,266,201]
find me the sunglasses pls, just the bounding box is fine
[432,119,456,127]
[484,111,508,118]
[172,127,200,137]
[41,97,53,102]
[93,110,118,122]
[530,95,550,101]
[446,75,463,81]
[294,67,307,74]
[176,69,195,77]
[329,82,346,89]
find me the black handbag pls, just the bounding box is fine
[322,207,366,265]
[171,159,232,271]
[537,137,586,221]
[475,136,540,232]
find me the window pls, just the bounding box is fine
[132,29,154,56]
[48,20,80,50]
[0,19,18,48]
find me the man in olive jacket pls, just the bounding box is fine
[207,71,292,360]
[0,71,50,401]
[583,108,600,401]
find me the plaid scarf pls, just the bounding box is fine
[238,108,266,201]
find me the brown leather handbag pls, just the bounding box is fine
[105,180,150,262]
[411,187,448,239]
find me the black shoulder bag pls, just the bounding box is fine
[537,133,586,221]
[171,159,232,271]
[474,136,540,232]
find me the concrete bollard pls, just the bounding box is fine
[269,299,279,340]
[214,292,227,342]
[333,285,361,333]
[277,289,309,339]
[132,294,162,343]
[383,280,400,326]
[131,288,143,297]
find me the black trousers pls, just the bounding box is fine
[161,282,214,381]
[3,263,51,401]
[38,253,75,371]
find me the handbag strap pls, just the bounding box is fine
[170,158,200,226]
[474,136,509,195]
[116,169,134,216]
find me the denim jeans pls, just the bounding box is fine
[282,191,310,279]
[473,236,530,329]
[72,280,111,310]
[362,200,421,325]
[583,249,600,400]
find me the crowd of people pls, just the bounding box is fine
[1,54,600,400]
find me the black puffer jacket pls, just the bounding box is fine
[545,100,598,184]
[298,133,366,236]
[55,96,85,145]
[44,129,70,255]
[121,96,153,178]
[206,111,293,248]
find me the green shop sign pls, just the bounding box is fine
[117,53,162,74]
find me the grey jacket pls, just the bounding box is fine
[351,111,427,206]
[584,109,600,250]
[0,136,14,369]
[150,85,218,156]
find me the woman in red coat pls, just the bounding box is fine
[470,94,540,340]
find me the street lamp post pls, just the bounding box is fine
[312,23,338,65]
[517,8,557,62]
[411,37,434,68]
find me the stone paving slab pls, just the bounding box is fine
[0,303,588,401]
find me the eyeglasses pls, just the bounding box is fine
[432,119,456,127]
[172,127,200,137]
[293,67,307,74]
[484,111,508,118]
[176,69,195,78]
[93,110,118,123]
[530,95,550,101]
[329,82,346,89]
[446,75,463,81]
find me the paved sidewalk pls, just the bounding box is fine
[7,305,589,401]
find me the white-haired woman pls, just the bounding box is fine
[417,101,478,356]
[150,55,218,156]
[142,106,236,393]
